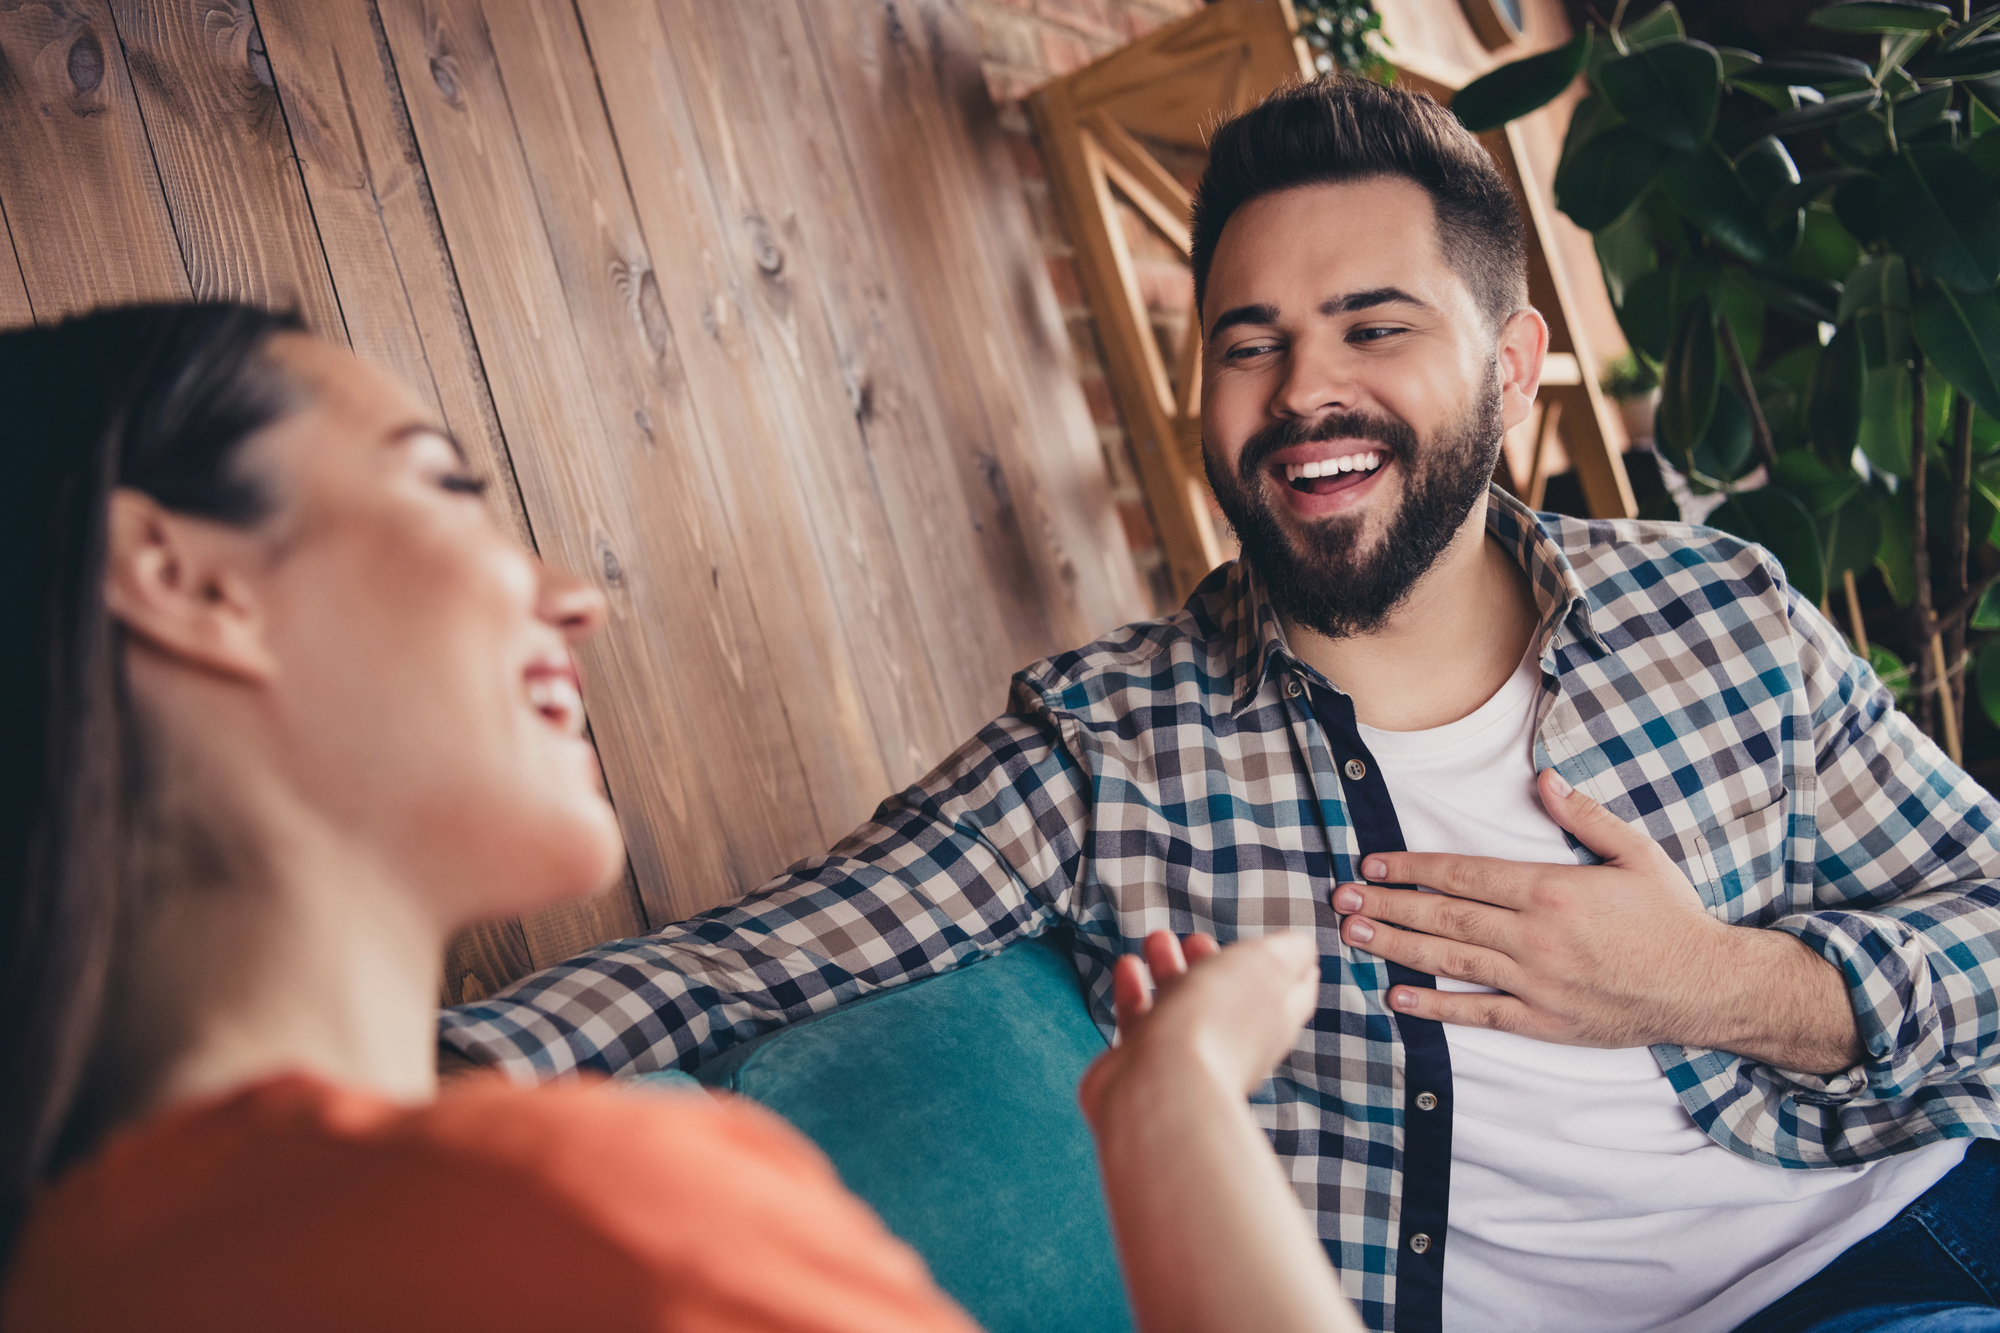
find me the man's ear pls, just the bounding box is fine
[103,489,276,683]
[1495,307,1550,433]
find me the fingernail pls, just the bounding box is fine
[1393,989,1418,1009]
[1362,856,1387,879]
[1545,769,1572,798]
[1333,885,1363,912]
[1346,918,1375,944]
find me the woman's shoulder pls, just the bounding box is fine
[4,1072,974,1333]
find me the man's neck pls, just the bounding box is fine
[1280,495,1539,732]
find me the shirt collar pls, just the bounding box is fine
[1222,484,1605,716]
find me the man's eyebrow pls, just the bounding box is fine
[1206,303,1281,337]
[386,421,467,463]
[1320,287,1432,316]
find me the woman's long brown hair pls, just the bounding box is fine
[0,303,303,1263]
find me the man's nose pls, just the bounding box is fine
[1269,336,1358,421]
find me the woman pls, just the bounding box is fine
[0,303,1359,1332]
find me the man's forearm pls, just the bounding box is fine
[1682,925,1864,1075]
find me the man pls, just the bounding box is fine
[442,77,2000,1331]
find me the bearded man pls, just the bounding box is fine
[442,77,2000,1333]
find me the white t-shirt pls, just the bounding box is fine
[1355,655,1966,1333]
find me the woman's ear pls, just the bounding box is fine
[1495,307,1550,434]
[104,489,276,682]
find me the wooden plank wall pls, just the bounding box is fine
[0,0,1148,999]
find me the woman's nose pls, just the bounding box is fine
[537,564,608,642]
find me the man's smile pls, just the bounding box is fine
[1263,440,1395,512]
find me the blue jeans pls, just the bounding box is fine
[1736,1138,2000,1333]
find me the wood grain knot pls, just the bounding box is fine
[429,53,461,105]
[600,543,625,588]
[637,268,670,357]
[744,214,783,277]
[68,31,104,94]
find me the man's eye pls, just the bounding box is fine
[440,473,490,496]
[1351,326,1406,342]
[1226,342,1280,361]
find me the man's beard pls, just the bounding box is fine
[1204,376,1505,640]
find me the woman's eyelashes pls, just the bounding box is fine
[439,473,490,497]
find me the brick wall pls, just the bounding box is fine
[966,0,1205,611]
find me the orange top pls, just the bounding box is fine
[1,1072,980,1333]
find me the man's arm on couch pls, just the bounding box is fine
[440,679,1092,1082]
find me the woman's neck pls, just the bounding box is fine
[102,759,447,1132]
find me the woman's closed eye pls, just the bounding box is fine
[439,473,489,497]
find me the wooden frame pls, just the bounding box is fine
[1032,0,1634,602]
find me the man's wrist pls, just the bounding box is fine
[1675,924,1865,1075]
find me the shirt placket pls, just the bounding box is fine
[1283,663,1452,1333]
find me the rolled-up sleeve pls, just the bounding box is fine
[1769,589,2000,1105]
[440,676,1091,1083]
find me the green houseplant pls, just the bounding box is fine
[1454,0,2000,767]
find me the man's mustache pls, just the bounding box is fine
[1237,411,1417,479]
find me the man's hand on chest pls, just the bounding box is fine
[1330,768,1866,1075]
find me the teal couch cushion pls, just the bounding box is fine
[633,930,1130,1333]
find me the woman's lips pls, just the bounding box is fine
[524,663,586,738]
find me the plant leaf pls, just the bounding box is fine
[1810,322,1867,467]
[1912,283,2000,416]
[1594,207,1657,306]
[1810,0,1952,34]
[1787,206,1865,280]
[1824,489,1883,585]
[1618,258,1721,360]
[1711,488,1828,603]
[1555,125,1671,229]
[1622,2,1687,47]
[1972,580,2000,629]
[1659,296,1721,462]
[1732,51,1876,86]
[1734,267,1843,324]
[1876,489,1917,603]
[1717,47,1763,78]
[1878,144,2000,292]
[1859,363,1919,475]
[1978,638,2000,727]
[1892,84,1955,138]
[1598,40,1722,151]
[1752,88,1884,138]
[1915,36,2000,78]
[1945,2,2000,50]
[1664,146,1789,263]
[1452,31,1590,132]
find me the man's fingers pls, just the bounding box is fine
[1339,914,1516,992]
[1357,850,1536,907]
[1535,767,1652,867]
[1331,882,1511,949]
[1388,984,1534,1035]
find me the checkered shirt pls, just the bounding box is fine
[441,487,2000,1330]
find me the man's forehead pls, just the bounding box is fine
[1203,179,1458,328]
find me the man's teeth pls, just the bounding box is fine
[1285,453,1383,482]
[527,677,585,737]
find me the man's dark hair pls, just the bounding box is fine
[1189,74,1528,331]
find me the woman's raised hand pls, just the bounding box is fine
[1080,930,1320,1125]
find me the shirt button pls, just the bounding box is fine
[1415,1091,1438,1111]
[1410,1233,1432,1255]
[1344,758,1367,780]
[1284,678,1303,698]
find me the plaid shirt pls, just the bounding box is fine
[443,487,2000,1331]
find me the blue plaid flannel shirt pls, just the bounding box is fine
[442,488,2000,1330]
